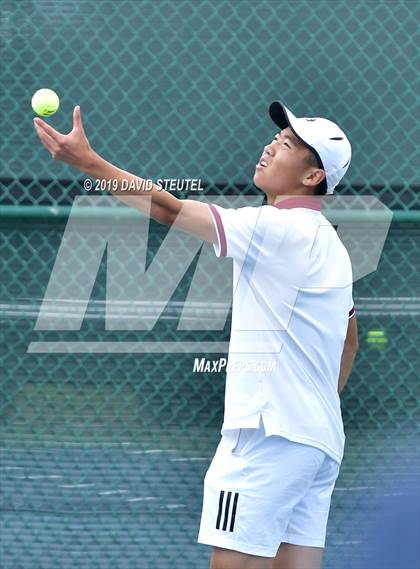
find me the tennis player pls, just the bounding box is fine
[34,100,359,569]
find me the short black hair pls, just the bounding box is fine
[304,150,327,196]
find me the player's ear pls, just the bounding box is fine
[303,168,325,188]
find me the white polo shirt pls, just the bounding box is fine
[207,196,355,464]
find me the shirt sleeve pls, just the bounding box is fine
[207,203,266,261]
[348,289,355,318]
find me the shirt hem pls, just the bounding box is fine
[222,416,344,464]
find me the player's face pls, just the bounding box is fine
[253,127,313,196]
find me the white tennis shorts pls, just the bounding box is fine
[197,415,340,558]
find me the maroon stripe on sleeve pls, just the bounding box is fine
[349,306,356,318]
[208,203,227,257]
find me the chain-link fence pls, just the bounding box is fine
[1,1,419,568]
[1,0,419,209]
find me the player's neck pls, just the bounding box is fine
[268,189,314,206]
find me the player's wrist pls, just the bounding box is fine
[80,148,102,177]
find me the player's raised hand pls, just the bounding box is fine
[33,106,94,170]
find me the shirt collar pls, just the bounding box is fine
[271,196,322,212]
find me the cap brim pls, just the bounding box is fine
[269,101,312,153]
[269,101,291,130]
[268,100,328,194]
[268,101,324,170]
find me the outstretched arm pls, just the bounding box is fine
[33,106,217,243]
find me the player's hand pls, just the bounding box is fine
[33,106,94,171]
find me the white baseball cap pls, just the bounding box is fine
[269,101,352,194]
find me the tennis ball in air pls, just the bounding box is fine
[367,329,388,349]
[31,88,60,116]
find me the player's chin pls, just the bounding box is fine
[253,167,262,181]
[253,168,267,191]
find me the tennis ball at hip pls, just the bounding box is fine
[31,88,60,116]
